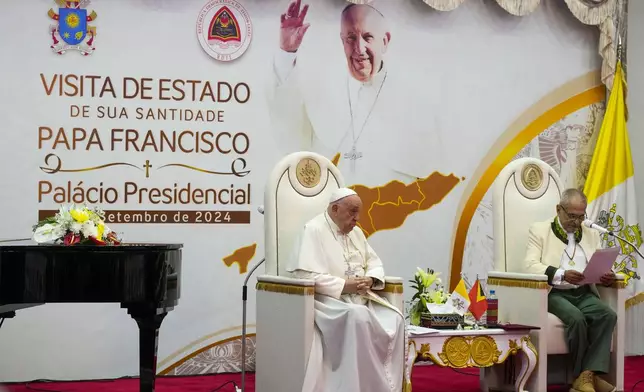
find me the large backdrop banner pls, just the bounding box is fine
[0,0,637,381]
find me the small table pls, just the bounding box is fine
[405,328,538,392]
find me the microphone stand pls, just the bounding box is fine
[608,231,643,280]
[241,257,265,392]
[240,205,265,392]
[0,238,31,243]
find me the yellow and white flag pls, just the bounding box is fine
[450,278,471,316]
[584,60,644,354]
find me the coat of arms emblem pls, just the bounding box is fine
[48,0,98,55]
[197,0,253,62]
[208,7,241,47]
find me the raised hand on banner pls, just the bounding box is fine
[280,0,310,53]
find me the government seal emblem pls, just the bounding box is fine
[48,0,97,56]
[196,0,253,62]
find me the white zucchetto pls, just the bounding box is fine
[329,188,357,204]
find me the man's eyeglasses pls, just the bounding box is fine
[560,205,587,221]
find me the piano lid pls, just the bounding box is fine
[0,243,183,305]
[0,243,183,252]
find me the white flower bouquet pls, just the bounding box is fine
[408,268,451,326]
[32,204,121,246]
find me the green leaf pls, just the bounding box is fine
[410,311,420,326]
[32,216,58,231]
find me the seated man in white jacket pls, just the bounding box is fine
[523,188,617,392]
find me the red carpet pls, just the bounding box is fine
[4,357,644,391]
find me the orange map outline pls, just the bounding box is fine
[221,153,461,273]
[222,243,256,274]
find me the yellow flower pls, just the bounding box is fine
[416,267,440,289]
[70,208,89,223]
[96,222,105,240]
[429,291,444,304]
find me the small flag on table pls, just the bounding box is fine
[468,278,488,321]
[450,278,471,315]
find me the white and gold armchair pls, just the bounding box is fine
[255,152,405,392]
[485,158,626,392]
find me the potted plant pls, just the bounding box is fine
[408,268,451,326]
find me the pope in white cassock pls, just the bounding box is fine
[268,1,442,186]
[288,188,405,392]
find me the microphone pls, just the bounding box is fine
[240,206,266,391]
[583,219,643,280]
[583,219,612,234]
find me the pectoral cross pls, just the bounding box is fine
[143,160,152,178]
[343,145,363,171]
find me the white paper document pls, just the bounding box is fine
[407,325,440,337]
[578,247,620,285]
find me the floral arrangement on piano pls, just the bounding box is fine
[408,268,450,326]
[32,204,121,246]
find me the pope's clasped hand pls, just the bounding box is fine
[343,276,373,295]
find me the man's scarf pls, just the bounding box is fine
[551,217,582,245]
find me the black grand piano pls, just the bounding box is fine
[0,243,182,392]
